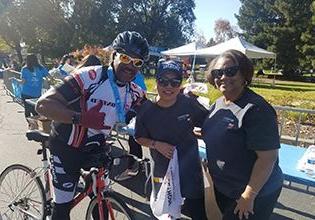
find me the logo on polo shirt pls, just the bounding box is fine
[62,182,74,189]
[216,160,225,170]
[223,117,237,129]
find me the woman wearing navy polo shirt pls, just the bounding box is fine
[135,60,208,219]
[202,50,283,220]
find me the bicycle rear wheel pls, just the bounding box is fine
[0,164,46,220]
[85,191,134,220]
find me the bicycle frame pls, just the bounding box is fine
[40,146,54,211]
[35,143,130,220]
[71,167,114,220]
[36,143,54,217]
[14,129,147,220]
[32,147,116,220]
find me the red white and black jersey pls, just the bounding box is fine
[51,65,145,148]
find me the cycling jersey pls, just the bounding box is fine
[51,65,144,148]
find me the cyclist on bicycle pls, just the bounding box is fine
[36,31,149,220]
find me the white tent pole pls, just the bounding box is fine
[191,53,196,81]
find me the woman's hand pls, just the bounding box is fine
[234,189,256,219]
[154,141,175,159]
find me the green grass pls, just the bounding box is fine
[145,78,315,110]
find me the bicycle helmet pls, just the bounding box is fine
[112,31,149,61]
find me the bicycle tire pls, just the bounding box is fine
[85,191,134,220]
[0,164,46,220]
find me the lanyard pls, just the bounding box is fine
[107,68,129,123]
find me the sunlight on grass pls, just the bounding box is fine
[145,78,315,110]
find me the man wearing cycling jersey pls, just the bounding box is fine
[36,31,149,220]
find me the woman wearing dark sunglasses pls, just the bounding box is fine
[135,60,209,219]
[202,49,283,220]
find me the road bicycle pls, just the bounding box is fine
[0,130,146,220]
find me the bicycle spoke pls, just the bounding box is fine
[28,198,43,205]
[27,199,43,215]
[0,188,13,199]
[0,165,46,220]
[3,173,15,197]
[15,205,41,219]
[2,207,22,220]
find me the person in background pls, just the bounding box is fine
[135,60,208,219]
[10,59,21,72]
[202,49,283,220]
[57,54,75,77]
[35,31,149,220]
[75,54,101,70]
[10,54,49,118]
[133,71,147,92]
[256,68,265,76]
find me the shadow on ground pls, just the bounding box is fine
[272,201,315,220]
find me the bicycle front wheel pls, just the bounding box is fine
[86,191,134,220]
[0,164,46,220]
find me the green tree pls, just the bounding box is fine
[0,0,74,61]
[236,0,313,78]
[273,0,313,76]
[69,0,118,48]
[19,0,74,60]
[0,36,11,53]
[299,1,315,71]
[0,0,24,63]
[115,0,196,47]
[0,0,197,60]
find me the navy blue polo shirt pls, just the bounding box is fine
[202,88,283,199]
[135,94,209,199]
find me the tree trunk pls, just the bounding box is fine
[14,42,23,64]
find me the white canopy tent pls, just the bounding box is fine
[194,37,276,59]
[161,42,197,56]
[161,42,200,76]
[159,37,276,82]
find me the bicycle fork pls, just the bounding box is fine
[91,168,114,220]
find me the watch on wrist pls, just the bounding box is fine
[72,113,81,124]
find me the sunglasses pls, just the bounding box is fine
[117,52,144,68]
[211,66,239,79]
[157,77,182,88]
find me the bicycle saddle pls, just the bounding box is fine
[26,130,49,143]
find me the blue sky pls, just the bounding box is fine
[194,0,242,40]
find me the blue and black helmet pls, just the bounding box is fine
[112,31,149,61]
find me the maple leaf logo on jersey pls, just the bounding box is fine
[88,69,97,80]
